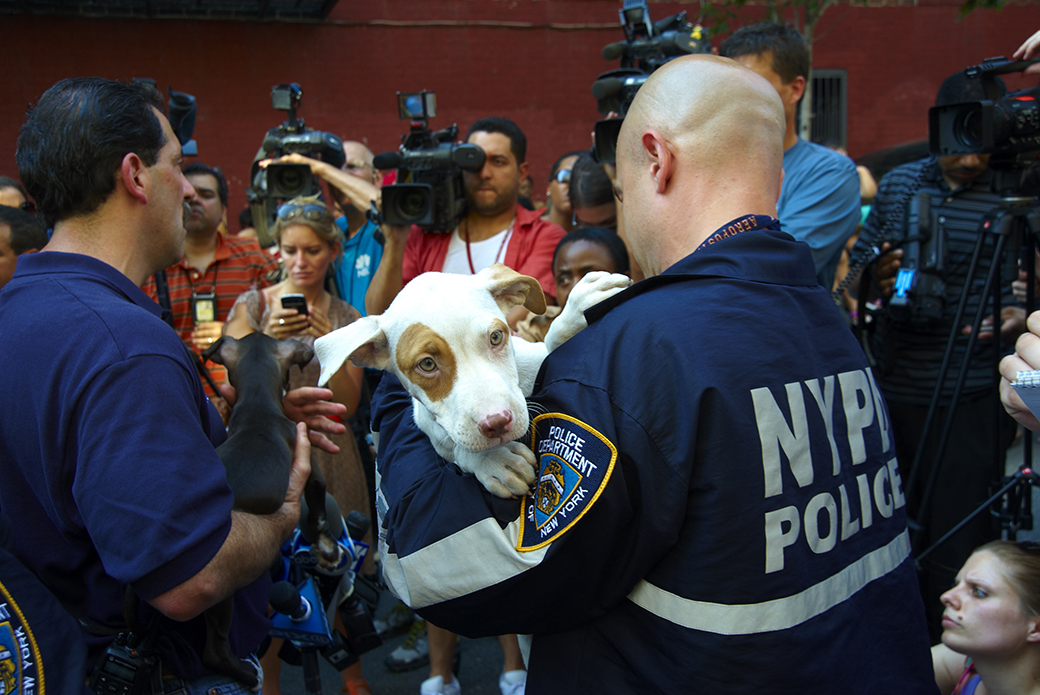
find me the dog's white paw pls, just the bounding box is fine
[455,441,538,498]
[545,271,631,352]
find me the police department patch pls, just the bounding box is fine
[0,582,41,695]
[517,413,616,551]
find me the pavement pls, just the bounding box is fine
[276,590,510,695]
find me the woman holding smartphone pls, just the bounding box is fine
[225,196,373,695]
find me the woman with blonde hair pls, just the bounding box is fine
[225,195,373,695]
[932,540,1040,695]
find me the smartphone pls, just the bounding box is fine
[281,293,309,317]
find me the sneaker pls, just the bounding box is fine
[374,600,417,638]
[498,670,526,695]
[385,620,428,672]
[420,675,461,695]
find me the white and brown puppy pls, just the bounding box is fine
[313,264,629,498]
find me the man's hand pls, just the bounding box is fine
[874,242,902,297]
[961,306,1027,343]
[1000,311,1040,431]
[1013,29,1040,74]
[192,321,225,350]
[218,384,348,453]
[279,422,313,535]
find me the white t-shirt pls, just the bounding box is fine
[441,224,514,275]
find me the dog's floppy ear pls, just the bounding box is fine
[481,263,547,316]
[277,338,314,369]
[202,336,236,369]
[314,317,391,386]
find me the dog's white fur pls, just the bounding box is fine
[313,264,629,498]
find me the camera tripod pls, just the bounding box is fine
[904,187,1040,564]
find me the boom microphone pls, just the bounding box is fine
[602,42,628,61]
[373,151,402,170]
[591,78,624,102]
[270,581,312,622]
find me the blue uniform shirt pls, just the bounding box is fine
[0,252,270,678]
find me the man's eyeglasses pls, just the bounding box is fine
[554,169,572,184]
[277,202,330,223]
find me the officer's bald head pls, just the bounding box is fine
[615,55,786,275]
[619,54,784,175]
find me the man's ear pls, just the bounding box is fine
[787,75,806,106]
[120,153,149,205]
[641,129,674,195]
[518,161,530,182]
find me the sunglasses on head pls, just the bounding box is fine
[277,202,330,223]
[555,169,572,184]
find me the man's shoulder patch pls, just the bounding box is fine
[0,580,41,695]
[517,413,616,552]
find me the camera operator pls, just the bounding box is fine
[849,70,1023,641]
[364,117,565,322]
[0,77,348,691]
[720,22,861,289]
[265,142,384,317]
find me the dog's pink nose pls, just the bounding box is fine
[479,411,513,439]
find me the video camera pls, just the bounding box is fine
[929,57,1040,175]
[373,91,486,233]
[246,83,345,247]
[591,0,711,163]
[132,79,198,155]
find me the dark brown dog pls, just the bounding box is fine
[201,332,342,687]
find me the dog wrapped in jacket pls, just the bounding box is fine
[312,264,629,498]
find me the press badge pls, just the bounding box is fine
[191,291,216,324]
[517,413,617,552]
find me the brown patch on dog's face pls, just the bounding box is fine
[395,323,457,402]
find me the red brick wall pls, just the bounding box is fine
[1,1,1038,216]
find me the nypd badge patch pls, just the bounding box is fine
[0,582,40,695]
[517,413,616,551]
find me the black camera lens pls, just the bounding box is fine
[397,190,429,221]
[957,106,983,149]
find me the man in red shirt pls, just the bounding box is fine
[366,117,565,327]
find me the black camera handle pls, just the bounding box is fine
[906,198,1040,557]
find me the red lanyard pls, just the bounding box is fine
[464,220,514,275]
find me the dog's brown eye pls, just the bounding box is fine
[417,357,437,373]
[490,330,504,346]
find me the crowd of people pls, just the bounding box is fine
[4,20,1040,695]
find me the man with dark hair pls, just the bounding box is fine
[721,22,861,289]
[0,204,47,289]
[142,160,278,399]
[0,76,346,689]
[365,116,565,320]
[849,70,1018,639]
